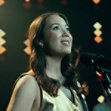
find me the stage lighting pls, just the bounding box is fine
[93,22,103,44]
[24,0,32,9]
[93,22,102,29]
[92,0,101,5]
[0,29,6,54]
[0,0,5,6]
[94,30,102,36]
[25,0,30,2]
[97,95,105,103]
[38,0,44,3]
[61,0,68,6]
[24,39,31,55]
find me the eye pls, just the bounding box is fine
[52,25,60,30]
[66,27,70,32]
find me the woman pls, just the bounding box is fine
[6,12,88,111]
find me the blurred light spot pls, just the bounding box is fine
[92,0,101,5]
[0,29,6,37]
[0,29,6,55]
[93,22,102,29]
[96,71,102,77]
[24,39,31,55]
[0,46,6,54]
[0,39,6,45]
[25,0,30,2]
[94,30,102,36]
[97,95,105,103]
[94,36,103,44]
[24,1,32,9]
[38,0,44,3]
[93,22,103,44]
[0,0,5,6]
[61,0,68,6]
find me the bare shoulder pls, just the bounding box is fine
[16,74,37,87]
[6,73,41,111]
[16,69,38,89]
[14,74,40,97]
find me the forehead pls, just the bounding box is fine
[45,14,67,26]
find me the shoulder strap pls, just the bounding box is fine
[12,73,28,89]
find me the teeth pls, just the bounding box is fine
[61,41,69,45]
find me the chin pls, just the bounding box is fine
[62,50,71,56]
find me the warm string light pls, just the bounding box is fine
[97,95,105,103]
[0,29,6,54]
[0,0,5,6]
[38,0,44,4]
[92,0,101,5]
[36,0,44,9]
[24,0,32,9]
[61,0,68,6]
[24,39,31,55]
[25,0,30,2]
[93,22,103,44]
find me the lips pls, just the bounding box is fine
[61,39,71,46]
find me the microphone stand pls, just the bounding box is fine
[90,57,111,101]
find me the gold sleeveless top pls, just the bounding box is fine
[39,88,84,111]
[15,72,87,111]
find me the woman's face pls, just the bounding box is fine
[43,14,73,57]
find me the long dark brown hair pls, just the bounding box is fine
[27,12,82,96]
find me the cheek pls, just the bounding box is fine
[49,37,59,48]
[48,32,60,43]
[44,34,59,49]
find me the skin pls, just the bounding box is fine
[6,14,73,111]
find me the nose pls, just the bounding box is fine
[62,28,71,38]
[61,28,73,43]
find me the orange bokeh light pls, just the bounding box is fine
[0,0,5,6]
[0,39,6,45]
[24,47,31,55]
[25,0,30,2]
[24,39,30,46]
[92,0,101,5]
[61,0,68,5]
[0,29,6,55]
[24,39,31,55]
[38,0,44,3]
[0,46,6,54]
[24,2,32,8]
[94,36,103,44]
[94,30,102,36]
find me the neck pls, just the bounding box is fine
[45,55,65,83]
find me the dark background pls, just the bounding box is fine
[0,0,111,111]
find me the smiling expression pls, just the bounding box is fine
[43,14,73,57]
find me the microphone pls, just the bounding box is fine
[80,52,111,72]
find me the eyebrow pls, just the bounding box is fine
[49,23,69,28]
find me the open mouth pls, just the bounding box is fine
[61,40,70,46]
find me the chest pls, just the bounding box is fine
[60,86,74,103]
[40,88,84,111]
[31,87,84,111]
